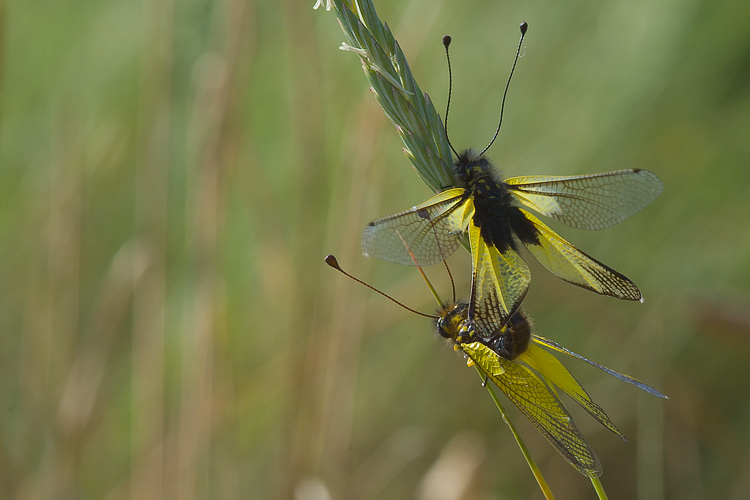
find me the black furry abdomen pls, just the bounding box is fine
[486,311,531,360]
[455,150,540,253]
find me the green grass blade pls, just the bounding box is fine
[329,0,457,192]
[590,476,610,500]
[474,366,556,500]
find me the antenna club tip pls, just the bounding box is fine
[519,22,528,35]
[324,255,340,269]
[442,35,452,47]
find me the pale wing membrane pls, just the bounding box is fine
[506,169,663,230]
[362,189,466,266]
[520,209,642,301]
[532,335,668,399]
[463,342,602,477]
[468,221,530,326]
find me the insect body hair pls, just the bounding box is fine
[454,149,503,187]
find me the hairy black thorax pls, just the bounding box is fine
[454,149,540,253]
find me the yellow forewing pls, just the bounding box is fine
[520,209,642,301]
[519,343,624,438]
[416,187,466,206]
[446,196,474,235]
[505,169,663,230]
[461,342,505,376]
[469,220,530,320]
[507,181,562,215]
[361,188,467,266]
[461,342,602,477]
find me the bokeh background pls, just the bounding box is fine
[1,0,749,498]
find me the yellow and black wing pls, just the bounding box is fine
[518,343,625,440]
[520,209,642,301]
[468,220,530,325]
[461,341,603,477]
[362,188,467,266]
[506,169,663,230]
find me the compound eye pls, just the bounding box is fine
[436,319,452,339]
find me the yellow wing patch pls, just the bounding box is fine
[519,343,624,439]
[506,169,663,230]
[469,220,530,320]
[520,209,642,301]
[362,189,467,266]
[461,342,603,477]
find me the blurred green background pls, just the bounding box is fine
[1,0,749,498]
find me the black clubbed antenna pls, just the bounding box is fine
[480,21,528,156]
[442,35,459,157]
[324,255,438,319]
